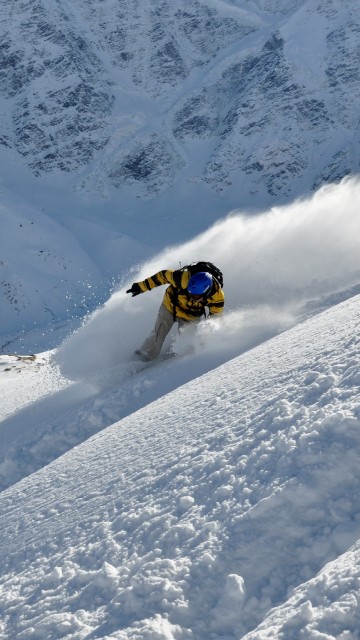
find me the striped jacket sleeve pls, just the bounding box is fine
[136,269,187,293]
[208,290,225,315]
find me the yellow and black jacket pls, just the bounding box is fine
[136,268,224,321]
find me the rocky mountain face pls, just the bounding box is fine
[1,0,359,201]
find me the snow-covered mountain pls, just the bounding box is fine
[1,1,360,637]
[1,291,360,639]
[2,0,359,200]
[1,0,360,347]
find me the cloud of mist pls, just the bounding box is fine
[56,177,360,382]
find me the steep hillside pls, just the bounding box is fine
[1,0,359,202]
[1,295,360,638]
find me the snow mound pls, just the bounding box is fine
[244,542,360,639]
[1,294,360,638]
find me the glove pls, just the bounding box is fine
[126,283,142,297]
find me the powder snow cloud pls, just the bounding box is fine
[56,177,360,382]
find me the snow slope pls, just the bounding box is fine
[1,294,360,639]
[2,178,360,492]
[1,1,360,636]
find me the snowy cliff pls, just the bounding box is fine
[1,0,359,201]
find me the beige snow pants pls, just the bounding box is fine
[140,304,190,360]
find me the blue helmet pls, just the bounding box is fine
[187,272,213,296]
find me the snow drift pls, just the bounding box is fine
[56,178,360,383]
[1,293,360,639]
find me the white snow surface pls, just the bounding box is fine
[2,0,360,636]
[1,293,360,639]
[1,178,360,638]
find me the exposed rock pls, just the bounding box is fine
[0,0,359,201]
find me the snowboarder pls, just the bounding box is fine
[126,265,224,361]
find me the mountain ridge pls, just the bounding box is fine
[2,0,359,200]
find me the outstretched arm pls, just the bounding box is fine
[126,269,184,296]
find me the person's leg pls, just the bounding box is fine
[138,304,175,360]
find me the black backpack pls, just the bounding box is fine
[182,261,223,287]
